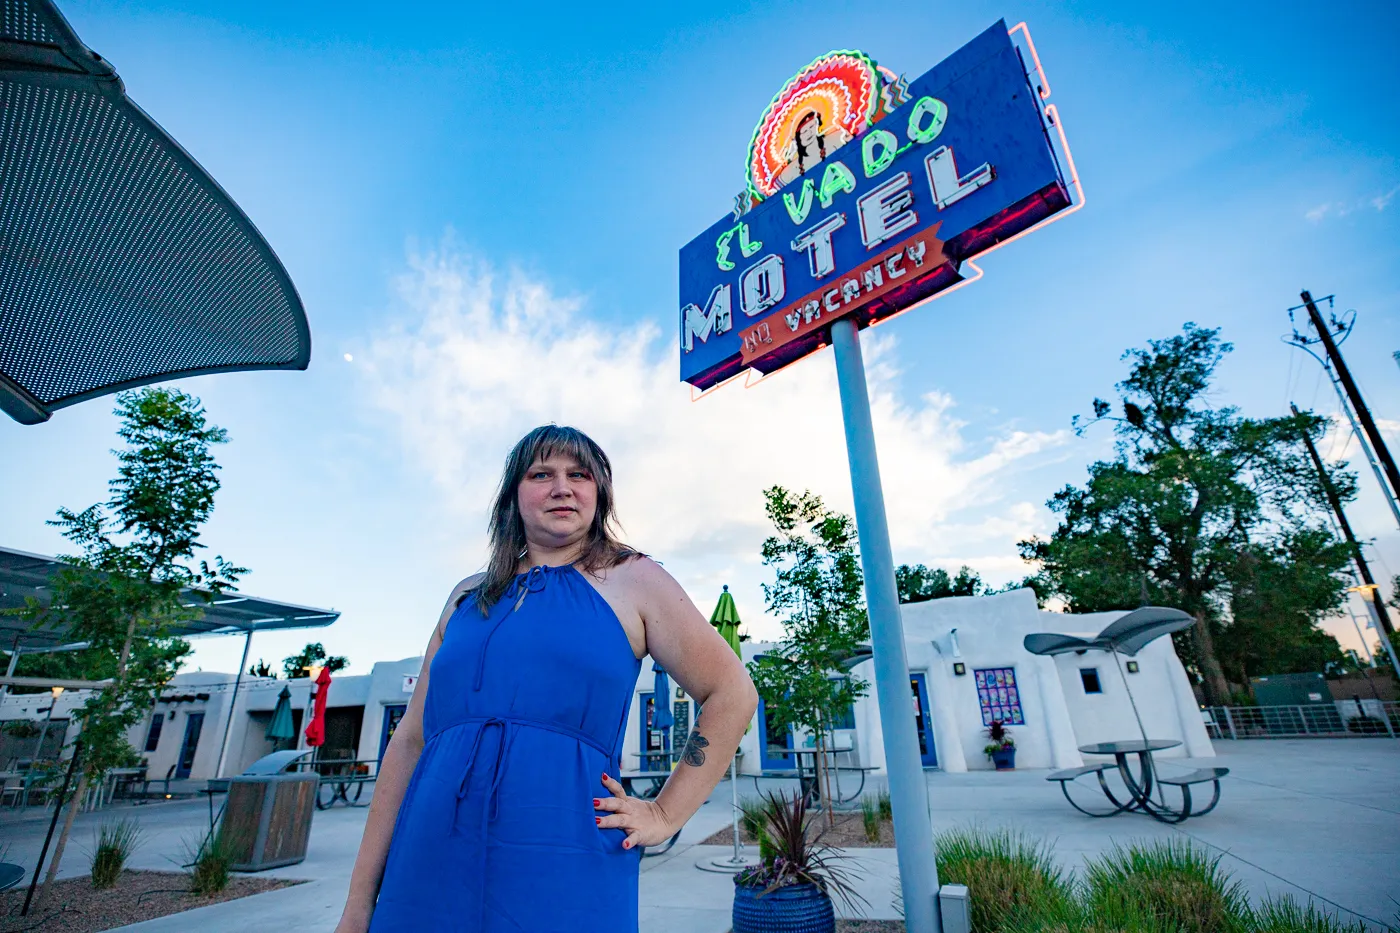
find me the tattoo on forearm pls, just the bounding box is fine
[679,727,709,767]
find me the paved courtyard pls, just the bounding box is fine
[2,739,1396,932]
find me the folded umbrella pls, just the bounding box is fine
[265,686,295,744]
[304,667,333,747]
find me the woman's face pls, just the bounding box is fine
[516,452,598,552]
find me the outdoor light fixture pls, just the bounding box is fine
[50,686,63,698]
[1126,661,1140,674]
[307,665,324,681]
[953,662,966,676]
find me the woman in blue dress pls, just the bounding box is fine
[335,425,759,933]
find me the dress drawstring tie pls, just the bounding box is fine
[455,716,517,830]
[473,565,551,691]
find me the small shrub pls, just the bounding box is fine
[1250,895,1371,933]
[739,797,774,861]
[185,831,233,895]
[860,794,881,843]
[1083,839,1248,933]
[935,827,1072,933]
[3,719,41,740]
[876,788,892,822]
[89,818,142,889]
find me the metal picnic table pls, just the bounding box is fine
[765,746,854,808]
[1048,739,1229,824]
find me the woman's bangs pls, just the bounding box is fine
[524,427,609,481]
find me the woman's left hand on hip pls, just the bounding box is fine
[595,772,675,849]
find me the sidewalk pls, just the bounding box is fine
[2,738,1394,932]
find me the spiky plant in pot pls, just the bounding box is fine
[732,788,868,933]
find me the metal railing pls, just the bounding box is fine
[1203,701,1398,739]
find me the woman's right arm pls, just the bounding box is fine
[334,574,482,933]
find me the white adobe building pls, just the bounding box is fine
[4,589,1211,785]
[735,587,1214,774]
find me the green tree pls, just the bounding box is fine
[16,388,243,903]
[1216,529,1351,681]
[895,564,987,603]
[8,646,118,694]
[747,487,869,829]
[1018,324,1352,704]
[248,658,278,678]
[282,642,349,679]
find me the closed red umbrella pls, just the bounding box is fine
[304,667,333,747]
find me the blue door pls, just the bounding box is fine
[910,673,938,768]
[757,696,795,771]
[378,704,407,762]
[175,712,205,779]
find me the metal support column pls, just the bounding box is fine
[830,318,941,933]
[213,629,253,778]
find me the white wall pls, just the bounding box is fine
[1049,611,1214,760]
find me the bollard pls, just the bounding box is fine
[939,884,971,933]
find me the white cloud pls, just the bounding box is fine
[1305,183,1400,222]
[359,245,1068,638]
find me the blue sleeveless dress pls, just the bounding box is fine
[369,564,644,932]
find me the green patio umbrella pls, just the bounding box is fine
[711,585,742,655]
[700,585,759,873]
[265,685,296,748]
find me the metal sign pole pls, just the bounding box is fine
[830,318,942,933]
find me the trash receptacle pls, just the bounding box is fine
[219,750,319,871]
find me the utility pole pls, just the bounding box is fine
[1300,290,1400,504]
[1292,403,1395,638]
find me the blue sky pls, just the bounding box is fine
[3,0,1399,676]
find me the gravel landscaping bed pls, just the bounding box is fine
[700,810,895,848]
[0,869,301,933]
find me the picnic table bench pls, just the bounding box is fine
[1050,741,1229,823]
[300,758,377,810]
[750,762,878,807]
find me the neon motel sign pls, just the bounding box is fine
[678,20,1082,391]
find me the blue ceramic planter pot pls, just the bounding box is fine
[991,746,1016,770]
[732,879,835,933]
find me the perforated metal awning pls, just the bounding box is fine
[0,545,339,651]
[0,0,311,425]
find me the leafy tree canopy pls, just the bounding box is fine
[11,387,243,898]
[747,487,869,826]
[282,642,349,679]
[1017,324,1353,703]
[895,564,987,602]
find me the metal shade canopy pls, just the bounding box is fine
[0,0,310,425]
[0,545,338,651]
[1023,607,1194,658]
[1024,606,1194,768]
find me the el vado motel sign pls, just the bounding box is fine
[676,20,1081,931]
[678,19,1082,391]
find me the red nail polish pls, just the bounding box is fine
[623,840,631,849]
[601,772,609,781]
[592,798,600,807]
[595,817,602,825]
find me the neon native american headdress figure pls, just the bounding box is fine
[740,51,910,214]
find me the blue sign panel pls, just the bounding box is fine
[679,21,1074,390]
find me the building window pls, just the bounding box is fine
[828,676,856,730]
[974,667,1024,725]
[144,713,164,752]
[1080,668,1102,694]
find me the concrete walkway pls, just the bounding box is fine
[1,739,1395,931]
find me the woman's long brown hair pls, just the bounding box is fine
[466,425,636,616]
